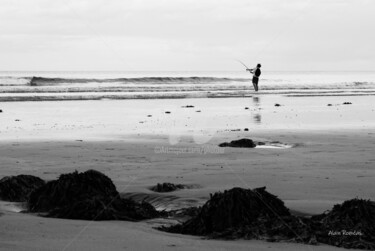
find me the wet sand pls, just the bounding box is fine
[0,96,374,250]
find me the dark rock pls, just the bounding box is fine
[275,104,281,107]
[0,109,2,113]
[165,111,171,114]
[147,115,152,117]
[159,187,375,248]
[219,138,256,148]
[182,105,194,108]
[343,102,352,105]
[327,104,332,106]
[230,129,241,132]
[28,170,159,221]
[160,187,314,242]
[0,175,45,202]
[245,107,249,110]
[151,183,186,193]
[244,128,249,131]
[177,187,291,235]
[311,199,375,250]
[196,110,201,113]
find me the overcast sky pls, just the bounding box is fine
[0,0,374,71]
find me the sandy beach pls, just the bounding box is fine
[2,0,375,249]
[0,95,374,250]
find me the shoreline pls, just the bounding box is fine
[1,91,375,102]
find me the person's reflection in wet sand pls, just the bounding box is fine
[252,96,262,124]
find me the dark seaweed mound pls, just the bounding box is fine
[311,199,375,250]
[151,183,186,193]
[160,187,315,242]
[219,138,256,148]
[28,170,159,221]
[160,187,375,249]
[0,175,45,202]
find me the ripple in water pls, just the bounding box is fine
[121,192,204,211]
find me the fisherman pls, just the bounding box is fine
[247,64,261,91]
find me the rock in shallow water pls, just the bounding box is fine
[0,175,45,202]
[219,138,256,148]
[28,170,160,221]
[151,183,186,193]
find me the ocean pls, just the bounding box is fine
[0,71,374,101]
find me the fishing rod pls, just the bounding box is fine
[237,59,250,70]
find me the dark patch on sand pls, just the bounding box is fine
[229,129,241,132]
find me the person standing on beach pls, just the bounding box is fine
[247,64,262,91]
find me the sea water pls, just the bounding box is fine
[0,71,374,101]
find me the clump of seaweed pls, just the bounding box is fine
[159,187,375,249]
[0,175,45,202]
[311,199,375,250]
[28,170,160,221]
[160,187,316,243]
[151,183,186,193]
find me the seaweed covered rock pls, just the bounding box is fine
[47,197,159,221]
[311,199,375,250]
[0,175,45,202]
[151,183,186,193]
[28,169,159,221]
[160,187,314,242]
[170,187,291,235]
[219,139,256,148]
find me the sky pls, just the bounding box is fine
[0,0,374,71]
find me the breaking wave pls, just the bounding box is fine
[0,74,374,101]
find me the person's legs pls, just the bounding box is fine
[252,77,259,91]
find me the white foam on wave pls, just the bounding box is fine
[255,141,295,149]
[1,71,375,101]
